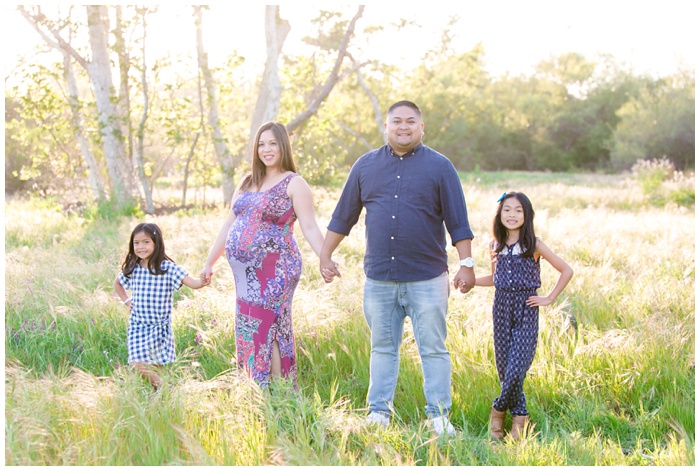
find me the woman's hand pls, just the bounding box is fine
[200,265,214,285]
[320,259,341,283]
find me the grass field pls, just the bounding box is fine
[4,171,695,465]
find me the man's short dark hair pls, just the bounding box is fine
[387,100,421,117]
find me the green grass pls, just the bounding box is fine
[4,171,695,465]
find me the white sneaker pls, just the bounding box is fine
[365,411,390,429]
[429,416,456,436]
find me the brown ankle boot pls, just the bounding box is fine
[489,407,506,439]
[509,414,530,441]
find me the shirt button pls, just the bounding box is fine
[391,257,395,260]
[397,175,400,179]
[392,216,396,219]
[391,236,395,239]
[394,195,398,198]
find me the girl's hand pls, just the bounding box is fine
[456,279,468,293]
[183,274,209,290]
[526,295,552,307]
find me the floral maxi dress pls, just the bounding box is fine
[225,173,301,387]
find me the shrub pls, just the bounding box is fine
[631,158,694,207]
[631,157,675,193]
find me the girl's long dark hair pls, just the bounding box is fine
[240,122,297,192]
[121,223,173,277]
[492,192,537,259]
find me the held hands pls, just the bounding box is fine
[320,258,341,283]
[199,277,211,287]
[453,267,475,293]
[200,266,214,285]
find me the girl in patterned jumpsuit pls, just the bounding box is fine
[475,192,573,440]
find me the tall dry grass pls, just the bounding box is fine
[4,170,694,465]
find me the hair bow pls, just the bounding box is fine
[497,192,507,203]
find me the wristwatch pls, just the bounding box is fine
[459,257,475,268]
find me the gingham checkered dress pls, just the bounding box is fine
[118,260,187,365]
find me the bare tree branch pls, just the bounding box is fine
[355,65,387,143]
[18,6,89,70]
[337,121,373,152]
[286,5,365,133]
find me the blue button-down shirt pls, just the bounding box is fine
[327,143,473,282]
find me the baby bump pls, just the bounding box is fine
[225,223,258,262]
[225,222,294,262]
[229,241,302,309]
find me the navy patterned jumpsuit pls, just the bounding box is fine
[491,241,541,416]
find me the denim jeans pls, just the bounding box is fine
[363,272,451,419]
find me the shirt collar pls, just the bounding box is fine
[388,142,423,157]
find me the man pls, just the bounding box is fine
[320,100,475,436]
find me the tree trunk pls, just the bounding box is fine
[193,5,236,204]
[247,5,290,157]
[182,69,205,208]
[85,5,133,206]
[134,8,154,214]
[114,6,134,164]
[62,51,106,202]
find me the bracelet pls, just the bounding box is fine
[123,297,132,304]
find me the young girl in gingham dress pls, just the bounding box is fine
[474,192,573,441]
[114,223,209,389]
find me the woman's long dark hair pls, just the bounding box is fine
[121,223,174,277]
[240,122,297,192]
[492,192,537,259]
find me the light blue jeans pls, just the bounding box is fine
[363,272,451,419]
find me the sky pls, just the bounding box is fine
[2,1,697,83]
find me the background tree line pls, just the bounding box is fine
[4,5,695,214]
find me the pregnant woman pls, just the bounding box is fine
[200,122,328,387]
